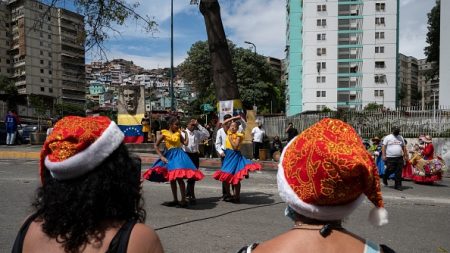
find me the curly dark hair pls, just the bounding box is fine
[32,144,146,253]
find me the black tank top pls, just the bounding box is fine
[11,213,136,253]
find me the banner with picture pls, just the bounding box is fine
[117,85,145,143]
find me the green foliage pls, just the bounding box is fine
[424,0,440,80]
[0,75,18,110]
[364,102,383,111]
[179,40,285,114]
[55,103,85,117]
[321,106,332,113]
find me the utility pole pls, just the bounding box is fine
[244,41,256,54]
[170,0,175,111]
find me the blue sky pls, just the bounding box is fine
[52,0,436,69]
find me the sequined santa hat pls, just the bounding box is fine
[40,116,124,183]
[277,118,388,226]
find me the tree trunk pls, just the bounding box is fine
[199,0,240,101]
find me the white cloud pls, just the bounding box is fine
[98,46,187,70]
[399,0,435,58]
[221,0,286,59]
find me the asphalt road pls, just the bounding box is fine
[1,159,449,253]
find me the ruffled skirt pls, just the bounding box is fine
[143,148,204,182]
[213,149,261,185]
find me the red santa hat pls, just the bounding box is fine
[277,118,388,226]
[40,116,124,184]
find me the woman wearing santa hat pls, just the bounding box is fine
[238,118,394,253]
[12,116,163,253]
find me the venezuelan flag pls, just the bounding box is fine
[118,113,144,143]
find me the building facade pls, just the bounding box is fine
[418,59,439,109]
[398,54,419,107]
[0,0,85,116]
[285,0,398,115]
[440,0,449,108]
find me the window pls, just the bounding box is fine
[316,91,327,97]
[316,62,326,72]
[375,46,385,53]
[375,61,385,68]
[6,59,10,64]
[317,4,327,12]
[375,32,385,39]
[374,90,384,97]
[40,59,44,64]
[376,3,386,11]
[49,88,53,93]
[317,48,327,56]
[317,19,327,27]
[40,87,44,92]
[317,76,326,83]
[40,50,43,55]
[40,41,43,46]
[48,34,51,39]
[40,69,44,74]
[48,52,52,57]
[317,105,326,111]
[317,33,326,41]
[39,4,43,9]
[375,74,386,83]
[49,70,52,74]
[48,25,51,30]
[49,79,53,84]
[40,32,43,38]
[375,17,385,25]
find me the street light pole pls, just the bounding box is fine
[244,41,256,110]
[170,0,175,111]
[244,41,256,54]
[432,89,438,123]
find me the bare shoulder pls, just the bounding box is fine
[128,223,164,253]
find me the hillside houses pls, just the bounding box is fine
[85,59,196,113]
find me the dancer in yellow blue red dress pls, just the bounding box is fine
[143,117,204,208]
[213,121,261,203]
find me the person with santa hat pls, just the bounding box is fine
[237,118,393,253]
[12,116,163,253]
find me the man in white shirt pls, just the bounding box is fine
[382,126,408,190]
[182,119,210,204]
[251,120,265,160]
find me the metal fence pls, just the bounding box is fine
[263,107,450,140]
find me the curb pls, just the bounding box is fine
[0,151,279,171]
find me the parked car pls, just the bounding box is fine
[21,125,40,144]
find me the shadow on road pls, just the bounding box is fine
[240,191,276,205]
[154,200,284,231]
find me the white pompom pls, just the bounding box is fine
[369,207,388,226]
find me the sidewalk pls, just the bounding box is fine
[0,144,279,170]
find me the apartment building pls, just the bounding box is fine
[398,54,419,107]
[440,0,449,108]
[0,0,85,115]
[285,0,398,115]
[418,59,439,109]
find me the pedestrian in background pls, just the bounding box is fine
[238,118,391,253]
[12,116,164,253]
[382,126,408,191]
[270,135,283,161]
[141,113,150,143]
[5,110,18,145]
[251,120,265,160]
[285,122,298,143]
[182,119,210,204]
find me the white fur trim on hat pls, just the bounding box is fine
[44,121,124,180]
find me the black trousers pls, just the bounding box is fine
[384,157,404,187]
[253,141,263,159]
[186,152,200,197]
